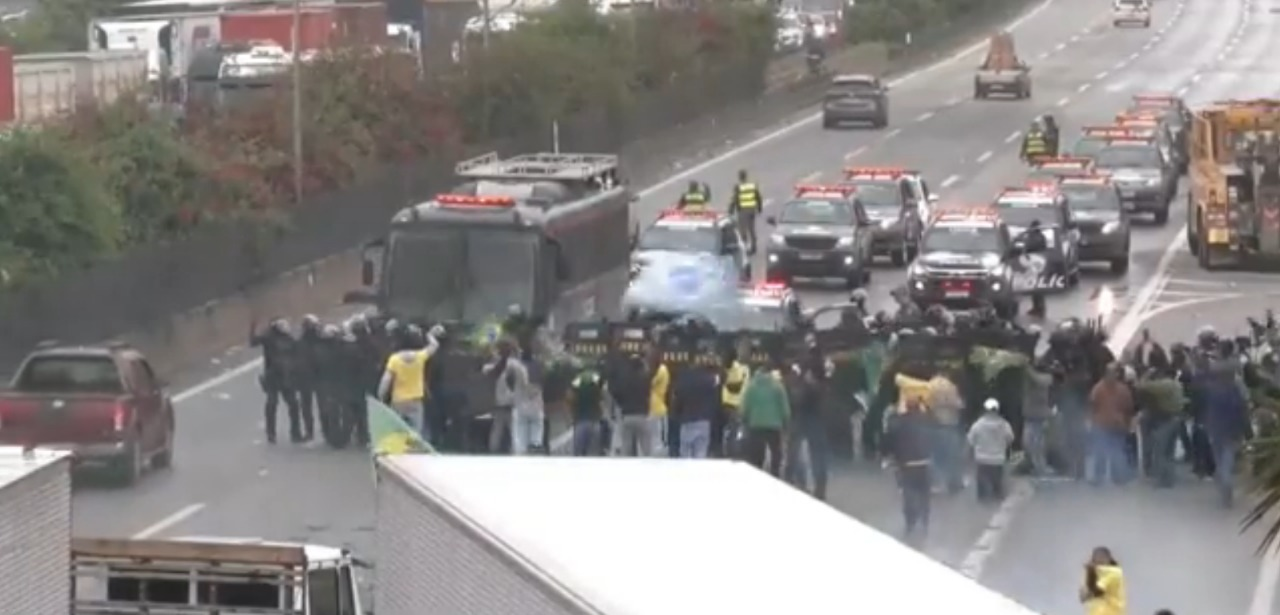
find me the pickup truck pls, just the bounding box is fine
[0,341,175,485]
[974,31,1031,99]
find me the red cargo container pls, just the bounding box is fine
[219,11,335,51]
[0,47,13,124]
[334,4,387,46]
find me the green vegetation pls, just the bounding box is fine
[0,1,776,286]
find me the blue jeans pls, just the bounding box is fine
[1088,426,1132,486]
[1149,419,1182,488]
[573,420,603,456]
[1022,420,1049,477]
[679,420,711,458]
[785,415,830,499]
[932,423,965,492]
[1211,435,1242,507]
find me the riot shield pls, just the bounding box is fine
[562,321,611,360]
[733,330,785,368]
[612,322,655,357]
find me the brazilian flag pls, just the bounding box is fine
[366,396,434,456]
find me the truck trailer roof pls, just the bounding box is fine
[0,446,71,489]
[376,455,1044,615]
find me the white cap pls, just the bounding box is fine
[984,398,1000,411]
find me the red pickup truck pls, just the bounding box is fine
[0,342,176,485]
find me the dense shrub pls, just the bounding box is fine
[0,1,777,286]
[844,0,1017,45]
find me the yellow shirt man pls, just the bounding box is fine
[649,363,670,417]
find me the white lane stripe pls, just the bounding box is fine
[941,174,962,188]
[885,128,903,139]
[1055,96,1071,107]
[133,503,207,538]
[1005,130,1022,143]
[976,150,994,163]
[844,146,868,161]
[916,111,936,122]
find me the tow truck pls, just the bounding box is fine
[1074,126,1177,223]
[764,183,873,288]
[1025,156,1095,181]
[1187,99,1280,269]
[839,166,935,266]
[1058,174,1131,273]
[907,207,1020,318]
[992,184,1080,290]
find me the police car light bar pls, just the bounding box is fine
[1082,126,1147,139]
[1033,157,1092,168]
[1115,116,1159,127]
[844,166,913,179]
[1060,175,1111,186]
[1024,180,1060,193]
[659,209,719,220]
[751,282,790,297]
[794,184,856,196]
[930,206,1000,222]
[436,194,516,207]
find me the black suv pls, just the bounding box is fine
[765,185,873,289]
[1090,136,1177,224]
[906,210,1020,318]
[822,74,890,129]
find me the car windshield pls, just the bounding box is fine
[779,199,854,224]
[1061,186,1122,210]
[637,225,719,253]
[995,199,1060,226]
[921,225,1001,252]
[828,80,877,97]
[1071,138,1109,159]
[850,181,901,210]
[385,229,538,322]
[17,356,123,394]
[1093,144,1161,168]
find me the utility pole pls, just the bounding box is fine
[291,0,304,205]
[481,0,492,49]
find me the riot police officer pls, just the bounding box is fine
[296,315,323,440]
[1020,219,1049,318]
[250,318,304,444]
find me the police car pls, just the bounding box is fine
[1117,107,1189,174]
[1074,127,1177,223]
[839,166,935,266]
[632,209,751,282]
[992,184,1080,290]
[764,184,872,289]
[907,207,1020,318]
[1025,156,1095,182]
[1057,174,1131,273]
[732,282,808,332]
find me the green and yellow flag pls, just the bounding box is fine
[366,396,435,456]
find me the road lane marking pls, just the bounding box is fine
[1055,96,1070,107]
[133,503,206,539]
[976,150,993,163]
[1005,130,1022,143]
[1077,83,1091,93]
[844,146,868,161]
[958,481,1033,579]
[631,0,1056,199]
[1108,227,1187,354]
[1054,42,1066,51]
[941,174,962,188]
[915,111,935,122]
[1095,69,1109,79]
[885,128,902,140]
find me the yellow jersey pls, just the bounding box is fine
[1084,566,1126,615]
[722,362,749,407]
[386,351,429,403]
[649,363,670,417]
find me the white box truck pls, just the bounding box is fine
[374,455,1046,615]
[0,446,73,615]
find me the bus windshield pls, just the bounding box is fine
[384,228,539,322]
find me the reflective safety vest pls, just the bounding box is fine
[1024,132,1048,156]
[722,361,750,407]
[736,182,760,210]
[386,351,429,403]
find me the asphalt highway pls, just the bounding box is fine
[68,0,1280,611]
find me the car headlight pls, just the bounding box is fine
[908,262,925,277]
[1101,221,1120,234]
[837,236,854,247]
[879,219,896,229]
[769,234,786,246]
[991,281,1003,292]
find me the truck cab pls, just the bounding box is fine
[70,536,368,615]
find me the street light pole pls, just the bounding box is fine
[291,0,304,205]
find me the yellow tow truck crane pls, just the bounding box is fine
[1187,99,1280,269]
